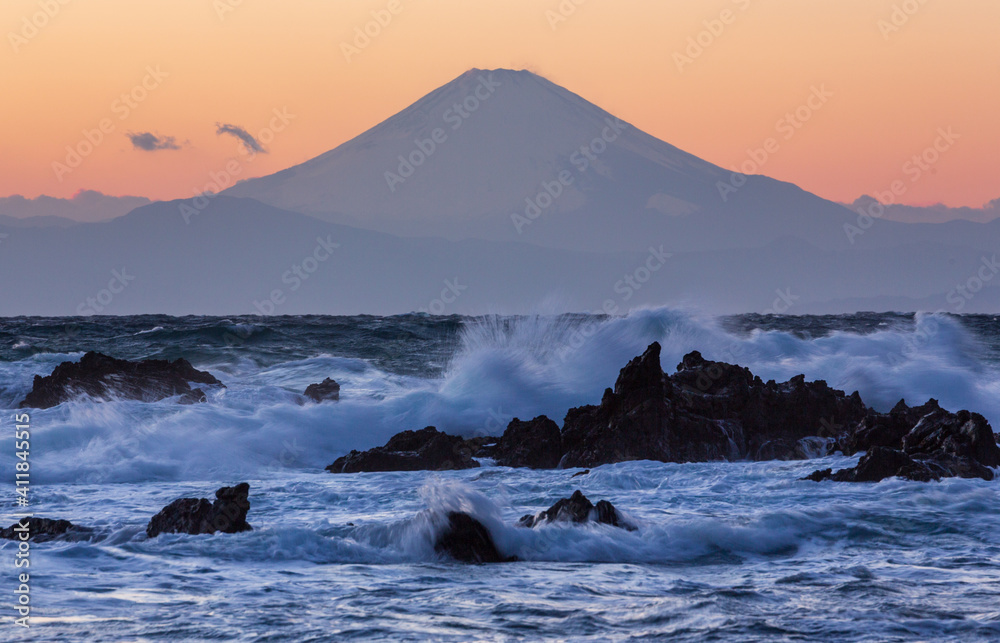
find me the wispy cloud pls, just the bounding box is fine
[127,131,180,151]
[215,123,265,154]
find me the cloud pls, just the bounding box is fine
[215,123,266,154]
[127,131,180,151]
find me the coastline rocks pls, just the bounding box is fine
[326,426,480,473]
[558,343,868,468]
[146,483,252,538]
[517,490,635,530]
[493,416,562,469]
[304,378,340,402]
[0,517,92,543]
[434,512,510,563]
[19,351,223,409]
[810,405,1000,482]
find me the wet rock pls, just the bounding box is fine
[304,378,340,402]
[493,415,562,469]
[570,469,590,478]
[326,426,480,473]
[146,483,252,538]
[434,512,509,563]
[808,406,999,482]
[0,517,93,543]
[558,343,868,468]
[517,490,635,531]
[19,351,223,409]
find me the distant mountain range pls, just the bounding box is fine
[2,69,997,315]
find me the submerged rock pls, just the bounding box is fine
[303,378,340,402]
[0,517,93,543]
[19,351,223,409]
[493,415,562,469]
[434,512,510,563]
[146,483,252,538]
[807,405,999,483]
[326,426,480,473]
[517,490,635,530]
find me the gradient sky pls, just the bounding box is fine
[1,0,997,207]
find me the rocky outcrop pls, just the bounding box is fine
[517,490,635,530]
[558,343,868,468]
[146,483,252,538]
[19,351,223,409]
[304,378,340,402]
[434,512,510,563]
[809,405,1000,483]
[493,415,562,469]
[0,517,93,543]
[326,426,480,473]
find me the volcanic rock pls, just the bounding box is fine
[434,512,509,563]
[493,415,562,469]
[326,426,480,473]
[304,378,340,402]
[19,351,223,409]
[517,490,634,530]
[146,483,252,538]
[0,517,93,543]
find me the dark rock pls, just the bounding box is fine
[434,512,509,563]
[0,517,93,543]
[517,490,635,530]
[559,343,868,468]
[464,436,499,458]
[19,351,223,409]
[493,415,562,469]
[146,483,252,538]
[808,405,999,483]
[802,468,832,482]
[326,426,480,473]
[304,378,340,402]
[570,469,590,478]
[839,399,941,455]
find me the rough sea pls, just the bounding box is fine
[2,308,999,641]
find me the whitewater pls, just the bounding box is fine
[2,309,999,641]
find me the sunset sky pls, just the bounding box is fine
[2,0,997,207]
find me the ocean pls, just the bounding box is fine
[2,309,999,641]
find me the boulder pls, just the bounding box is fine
[493,415,562,469]
[304,378,340,402]
[19,351,223,409]
[326,426,480,473]
[0,517,93,543]
[434,512,510,563]
[146,483,252,538]
[517,490,635,530]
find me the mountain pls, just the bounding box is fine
[0,190,151,224]
[224,69,867,253]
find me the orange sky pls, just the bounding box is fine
[1,0,997,207]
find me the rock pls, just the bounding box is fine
[0,517,93,543]
[146,483,252,538]
[839,399,941,455]
[558,343,868,468]
[434,512,509,563]
[19,351,223,409]
[326,426,480,473]
[304,378,340,402]
[517,490,635,530]
[570,469,590,478]
[493,415,562,469]
[464,436,499,459]
[808,405,999,483]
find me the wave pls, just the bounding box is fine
[2,308,999,483]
